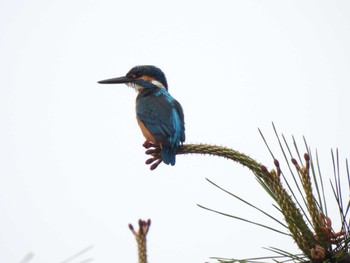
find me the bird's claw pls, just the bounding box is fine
[148,158,163,170]
[143,140,156,149]
[143,141,163,170]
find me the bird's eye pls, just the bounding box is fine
[127,73,136,79]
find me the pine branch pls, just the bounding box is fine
[129,219,151,263]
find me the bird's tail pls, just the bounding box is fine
[161,146,177,166]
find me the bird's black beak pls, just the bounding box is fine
[98,76,132,84]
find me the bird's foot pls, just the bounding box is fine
[142,140,155,149]
[143,141,163,170]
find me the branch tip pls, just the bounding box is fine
[260,164,269,174]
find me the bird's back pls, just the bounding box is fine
[136,88,185,165]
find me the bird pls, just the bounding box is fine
[98,65,185,166]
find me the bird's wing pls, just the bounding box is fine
[173,99,185,142]
[136,89,185,146]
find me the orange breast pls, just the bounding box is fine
[137,118,157,144]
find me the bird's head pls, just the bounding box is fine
[98,65,168,91]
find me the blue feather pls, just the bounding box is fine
[136,88,185,165]
[161,146,176,165]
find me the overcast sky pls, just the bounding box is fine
[1,1,350,263]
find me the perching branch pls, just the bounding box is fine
[144,142,348,262]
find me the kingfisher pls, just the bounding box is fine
[98,65,185,166]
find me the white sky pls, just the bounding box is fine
[1,1,350,262]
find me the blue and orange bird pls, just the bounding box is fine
[98,65,185,166]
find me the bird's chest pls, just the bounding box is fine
[135,92,158,143]
[136,117,157,144]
